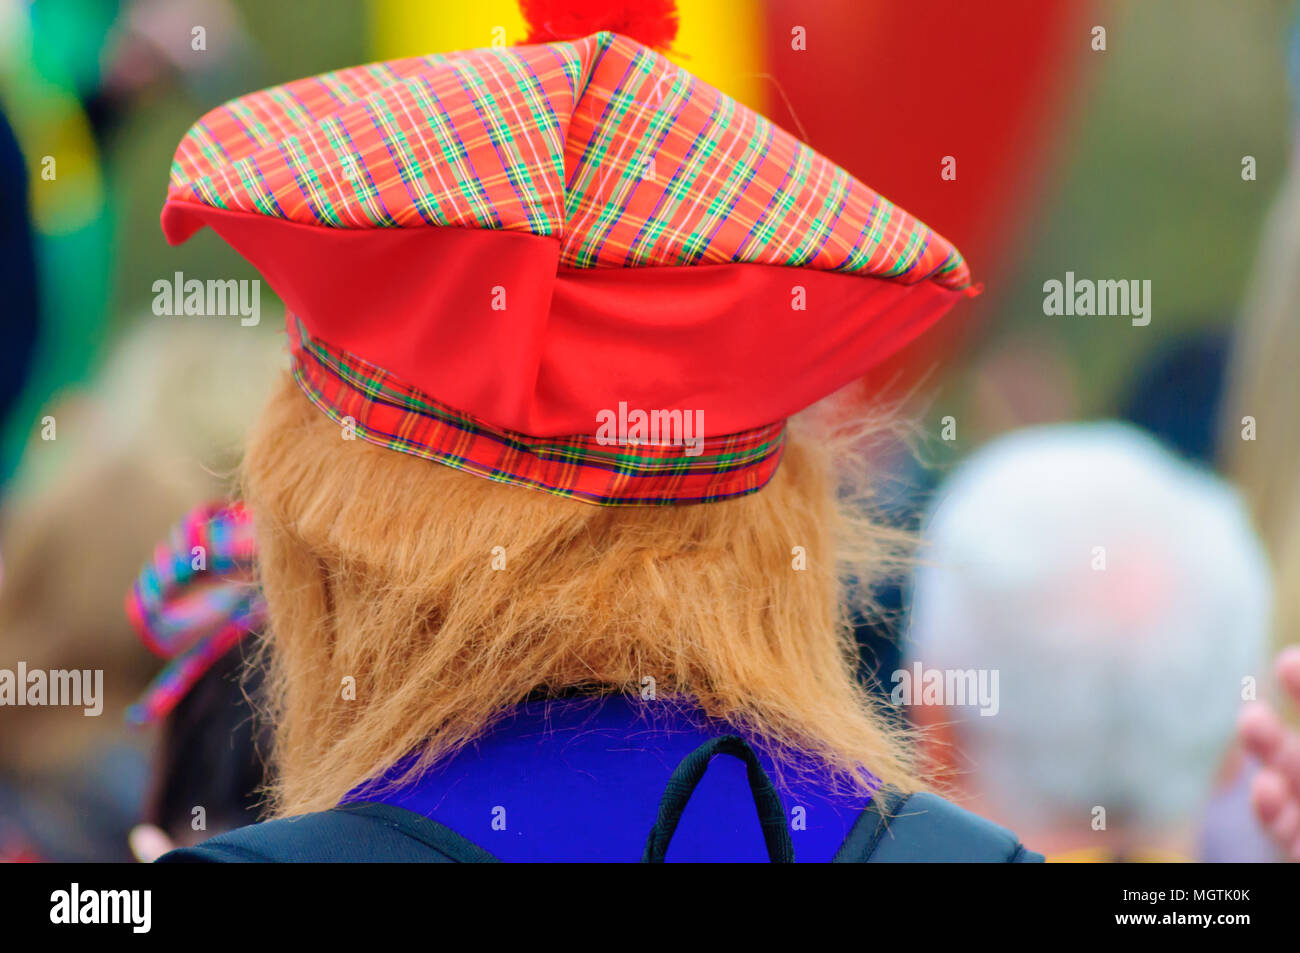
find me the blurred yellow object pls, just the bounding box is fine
[1047,847,1190,863]
[669,0,766,113]
[369,0,525,58]
[0,79,105,236]
[367,0,766,112]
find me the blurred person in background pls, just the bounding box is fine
[126,647,266,862]
[0,0,254,483]
[1217,10,1300,860]
[1237,647,1300,861]
[1219,11,1300,573]
[0,319,280,861]
[906,422,1270,862]
[0,107,39,472]
[122,502,268,862]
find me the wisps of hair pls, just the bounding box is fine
[242,376,919,815]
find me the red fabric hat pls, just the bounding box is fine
[161,5,974,505]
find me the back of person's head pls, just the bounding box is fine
[243,377,917,815]
[907,422,1270,836]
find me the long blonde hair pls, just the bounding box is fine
[243,376,918,815]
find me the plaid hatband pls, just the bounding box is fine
[289,316,786,506]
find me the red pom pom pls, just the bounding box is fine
[520,0,679,52]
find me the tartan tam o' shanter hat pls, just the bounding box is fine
[160,1,975,506]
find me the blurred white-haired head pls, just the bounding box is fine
[907,421,1270,833]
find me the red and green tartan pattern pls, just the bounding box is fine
[289,317,786,505]
[168,31,970,289]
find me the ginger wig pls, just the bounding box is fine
[243,376,918,815]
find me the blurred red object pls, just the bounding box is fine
[763,0,1092,399]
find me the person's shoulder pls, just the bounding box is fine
[155,789,1042,864]
[837,789,1043,863]
[156,803,492,863]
